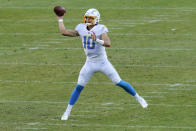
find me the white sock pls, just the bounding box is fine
[134,93,140,99]
[65,104,73,115]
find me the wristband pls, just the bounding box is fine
[58,19,63,22]
[96,39,104,45]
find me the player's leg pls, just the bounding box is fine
[61,84,84,120]
[61,62,94,120]
[101,60,148,108]
[116,80,148,108]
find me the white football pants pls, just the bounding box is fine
[77,59,121,86]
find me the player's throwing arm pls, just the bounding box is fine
[54,6,79,37]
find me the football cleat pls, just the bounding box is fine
[84,8,100,26]
[136,96,148,108]
[61,112,69,120]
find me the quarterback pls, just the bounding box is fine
[56,8,148,120]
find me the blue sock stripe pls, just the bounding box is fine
[117,80,136,96]
[69,84,84,105]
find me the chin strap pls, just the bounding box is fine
[85,23,94,26]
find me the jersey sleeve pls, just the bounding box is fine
[75,24,81,32]
[101,25,108,34]
[97,25,108,35]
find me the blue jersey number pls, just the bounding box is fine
[83,36,95,49]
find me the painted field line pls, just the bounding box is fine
[50,119,79,122]
[57,105,118,110]
[30,47,193,51]
[0,79,196,87]
[138,83,196,87]
[0,32,192,36]
[16,127,47,130]
[111,33,192,36]
[46,38,76,41]
[0,47,193,51]
[0,19,186,23]
[110,27,122,30]
[167,88,192,91]
[96,106,124,110]
[1,122,196,129]
[0,6,196,10]
[75,110,106,113]
[42,123,196,129]
[154,14,179,16]
[147,92,170,94]
[148,104,195,107]
[0,62,195,69]
[23,44,49,47]
[143,96,164,98]
[0,100,195,107]
[46,123,196,129]
[0,19,80,22]
[70,115,97,118]
[33,42,63,44]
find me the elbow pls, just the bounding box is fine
[104,42,111,47]
[60,31,66,36]
[105,44,111,47]
[61,32,68,36]
[60,30,68,36]
[62,33,67,36]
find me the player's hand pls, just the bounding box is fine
[57,15,64,20]
[91,32,96,41]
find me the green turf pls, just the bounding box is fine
[0,0,196,130]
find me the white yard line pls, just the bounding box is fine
[0,100,195,107]
[45,123,196,129]
[0,32,192,36]
[167,88,192,91]
[1,122,195,129]
[0,19,186,24]
[16,127,47,130]
[96,107,124,110]
[74,110,106,113]
[44,123,196,129]
[154,14,179,16]
[138,83,196,87]
[0,62,195,68]
[147,92,170,94]
[46,38,76,41]
[0,47,193,51]
[70,115,97,118]
[33,42,63,44]
[0,19,80,22]
[142,96,164,98]
[109,28,122,30]
[111,33,192,36]
[0,33,58,36]
[0,79,196,87]
[0,6,196,10]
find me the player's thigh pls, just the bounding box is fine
[101,60,121,84]
[77,62,94,86]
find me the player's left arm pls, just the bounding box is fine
[101,33,111,47]
[92,32,111,47]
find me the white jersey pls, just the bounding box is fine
[75,23,108,61]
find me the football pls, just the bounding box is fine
[54,6,66,16]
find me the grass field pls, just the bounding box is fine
[0,0,196,130]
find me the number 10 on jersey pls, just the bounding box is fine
[83,36,95,49]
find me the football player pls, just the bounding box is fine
[56,8,148,120]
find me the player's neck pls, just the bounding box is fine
[87,25,95,31]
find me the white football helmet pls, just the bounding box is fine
[84,8,100,26]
